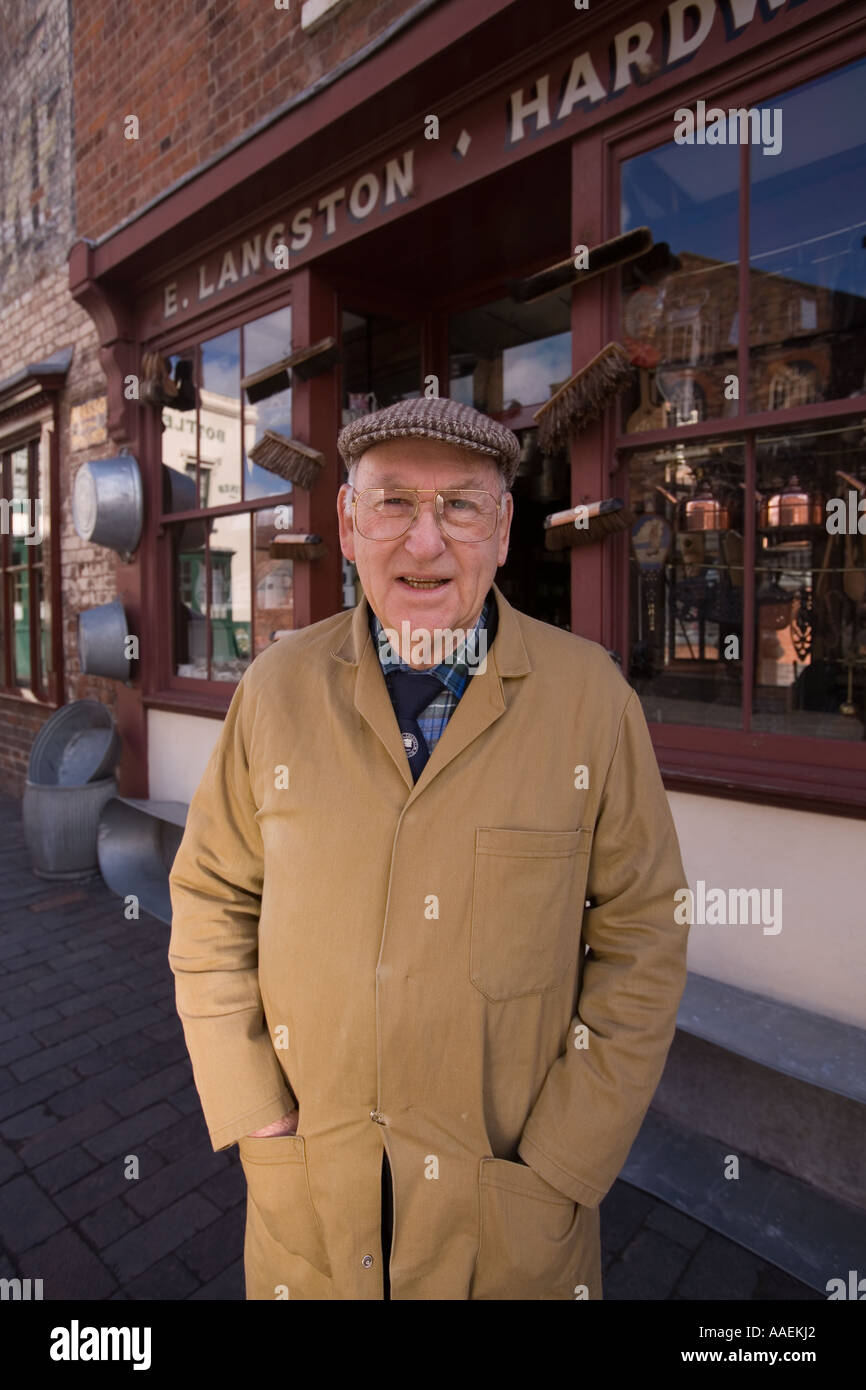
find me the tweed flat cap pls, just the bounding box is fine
[337,396,521,487]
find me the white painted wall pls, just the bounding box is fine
[148,709,222,805]
[669,791,864,1029]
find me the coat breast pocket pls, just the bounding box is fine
[470,827,591,1001]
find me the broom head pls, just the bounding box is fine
[248,431,324,489]
[544,498,635,550]
[534,343,633,453]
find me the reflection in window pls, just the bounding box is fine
[1,439,49,698]
[253,509,294,658]
[620,138,739,431]
[627,439,745,729]
[244,305,293,500]
[749,59,866,411]
[449,295,571,413]
[200,329,242,508]
[753,421,866,739]
[172,513,251,682]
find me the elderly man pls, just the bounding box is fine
[168,395,689,1301]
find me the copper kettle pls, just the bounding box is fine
[682,477,730,531]
[760,475,823,528]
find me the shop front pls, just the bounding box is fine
[69,0,865,1047]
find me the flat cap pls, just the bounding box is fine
[337,396,521,487]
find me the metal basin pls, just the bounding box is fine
[28,699,119,786]
[78,599,131,682]
[97,798,189,924]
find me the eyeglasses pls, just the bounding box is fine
[351,487,506,542]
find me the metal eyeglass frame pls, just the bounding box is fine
[350,487,507,543]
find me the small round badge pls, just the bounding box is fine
[402,732,419,757]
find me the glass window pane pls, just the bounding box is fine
[244,306,293,500]
[341,310,422,417]
[627,438,745,727]
[253,508,294,658]
[11,447,29,500]
[494,427,571,629]
[753,420,866,738]
[620,139,740,432]
[244,305,292,376]
[172,521,208,679]
[749,59,866,413]
[201,329,242,508]
[12,565,31,687]
[207,511,252,682]
[449,296,571,413]
[37,565,49,686]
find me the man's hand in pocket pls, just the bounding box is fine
[247,1108,299,1138]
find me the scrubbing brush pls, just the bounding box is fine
[248,431,324,489]
[534,343,633,453]
[544,498,635,550]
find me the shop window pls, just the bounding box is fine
[162,304,295,684]
[616,56,866,769]
[0,439,51,700]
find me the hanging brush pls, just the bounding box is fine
[248,430,324,489]
[508,227,653,304]
[544,498,635,550]
[534,343,633,453]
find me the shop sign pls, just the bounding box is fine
[156,0,812,326]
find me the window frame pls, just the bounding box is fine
[149,289,296,701]
[597,42,866,813]
[0,434,52,702]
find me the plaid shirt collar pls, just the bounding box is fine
[368,591,493,700]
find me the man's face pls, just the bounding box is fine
[337,437,513,666]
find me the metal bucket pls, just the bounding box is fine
[72,454,143,559]
[78,599,131,681]
[97,798,189,924]
[28,699,119,785]
[22,776,119,880]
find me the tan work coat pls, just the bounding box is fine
[168,584,688,1300]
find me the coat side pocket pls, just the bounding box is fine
[470,1155,586,1300]
[470,827,592,1001]
[238,1133,333,1287]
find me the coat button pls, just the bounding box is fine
[361,1254,374,1268]
[370,1110,385,1124]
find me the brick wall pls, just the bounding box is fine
[1,0,117,795]
[72,0,418,240]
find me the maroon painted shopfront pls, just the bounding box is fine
[69,0,866,813]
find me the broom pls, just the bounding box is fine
[248,431,324,489]
[508,227,653,304]
[534,343,633,453]
[544,498,635,550]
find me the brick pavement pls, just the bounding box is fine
[0,794,821,1301]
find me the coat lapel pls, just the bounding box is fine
[329,583,532,797]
